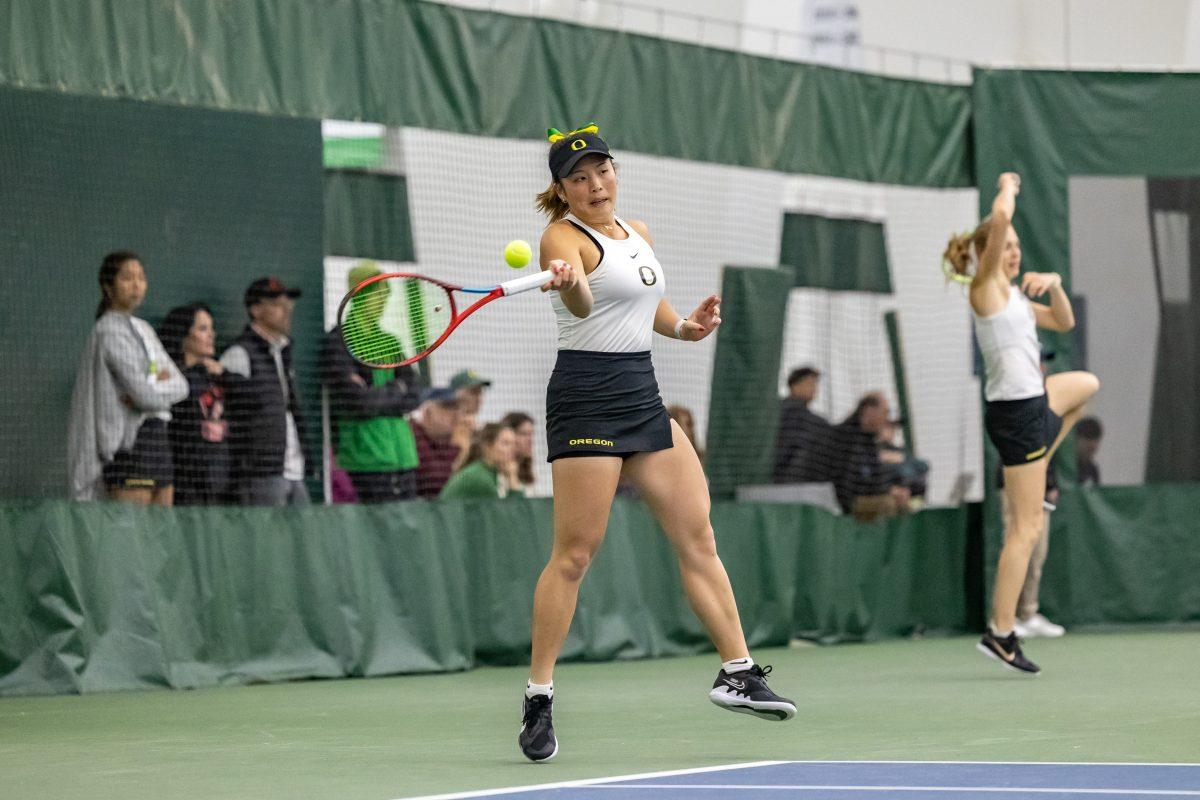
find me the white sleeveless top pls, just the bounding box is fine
[972,284,1044,401]
[551,214,666,352]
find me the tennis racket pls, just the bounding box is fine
[336,268,554,368]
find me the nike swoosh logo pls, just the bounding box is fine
[995,644,1015,662]
[725,678,746,690]
[629,251,639,258]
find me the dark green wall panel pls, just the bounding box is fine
[705,267,793,499]
[324,170,417,262]
[779,213,893,293]
[0,86,324,499]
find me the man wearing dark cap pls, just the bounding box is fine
[318,261,424,503]
[410,387,463,498]
[449,368,492,463]
[220,276,309,505]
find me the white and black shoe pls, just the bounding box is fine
[518,694,558,762]
[977,629,1040,675]
[708,665,796,721]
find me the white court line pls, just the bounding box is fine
[395,761,1200,800]
[393,761,789,800]
[774,761,1200,768]
[586,785,1200,796]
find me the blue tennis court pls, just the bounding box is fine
[404,761,1200,800]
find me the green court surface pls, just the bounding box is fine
[2,631,1197,800]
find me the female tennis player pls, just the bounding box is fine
[518,124,795,762]
[944,172,1099,675]
[67,251,189,504]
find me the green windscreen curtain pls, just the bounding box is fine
[779,214,893,293]
[0,499,969,696]
[996,485,1200,626]
[0,0,972,187]
[324,171,417,262]
[972,70,1200,598]
[0,86,324,499]
[705,267,793,499]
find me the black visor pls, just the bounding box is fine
[549,132,612,179]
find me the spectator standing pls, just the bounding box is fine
[772,366,837,483]
[67,251,188,504]
[1076,416,1103,485]
[159,302,230,505]
[319,262,423,503]
[411,387,463,499]
[439,422,523,500]
[501,411,537,493]
[220,276,309,506]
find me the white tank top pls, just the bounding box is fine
[551,214,666,352]
[972,284,1044,401]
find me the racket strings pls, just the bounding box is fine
[340,276,454,367]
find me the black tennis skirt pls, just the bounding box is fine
[985,393,1063,467]
[103,418,174,490]
[545,350,674,462]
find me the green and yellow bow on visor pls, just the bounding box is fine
[547,122,599,142]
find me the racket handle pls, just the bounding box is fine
[500,269,555,296]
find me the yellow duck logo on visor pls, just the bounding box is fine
[547,123,600,143]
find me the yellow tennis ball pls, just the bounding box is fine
[504,239,533,269]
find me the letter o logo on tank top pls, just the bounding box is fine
[638,266,657,286]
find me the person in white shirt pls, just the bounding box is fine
[945,172,1099,674]
[515,124,795,764]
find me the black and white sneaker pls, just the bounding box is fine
[708,665,796,721]
[518,694,558,762]
[976,629,1040,675]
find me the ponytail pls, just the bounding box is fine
[941,216,993,281]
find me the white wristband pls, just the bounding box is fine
[673,317,688,339]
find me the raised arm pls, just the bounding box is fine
[539,223,593,318]
[971,173,1020,309]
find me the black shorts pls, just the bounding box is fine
[545,350,673,462]
[103,418,174,490]
[985,394,1063,467]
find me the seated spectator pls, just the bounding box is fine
[319,262,423,503]
[439,422,523,500]
[772,366,837,483]
[1076,416,1103,485]
[67,251,188,504]
[500,411,537,493]
[832,392,911,521]
[449,369,492,469]
[158,302,230,505]
[876,416,929,506]
[666,404,704,463]
[412,387,463,499]
[220,276,309,506]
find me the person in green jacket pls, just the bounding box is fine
[439,422,523,499]
[319,262,423,502]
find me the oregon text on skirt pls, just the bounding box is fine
[985,392,1064,467]
[103,418,174,490]
[545,350,673,461]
